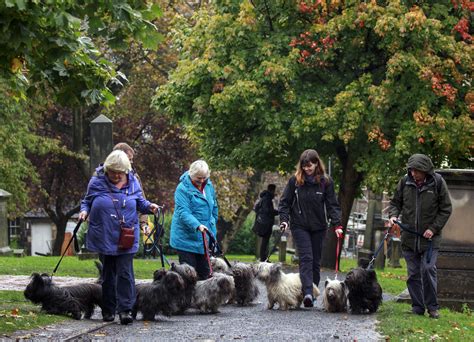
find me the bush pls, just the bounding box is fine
[227,212,257,254]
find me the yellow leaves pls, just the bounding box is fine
[11,308,19,316]
[10,57,23,73]
[405,6,427,31]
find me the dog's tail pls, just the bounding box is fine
[94,260,103,284]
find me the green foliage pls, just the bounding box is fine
[227,212,257,254]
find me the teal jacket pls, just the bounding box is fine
[170,171,218,254]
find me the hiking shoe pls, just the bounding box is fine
[119,311,133,325]
[102,312,115,322]
[409,309,425,316]
[428,310,440,319]
[303,294,314,308]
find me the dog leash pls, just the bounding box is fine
[205,230,232,269]
[334,235,342,279]
[266,229,284,262]
[51,218,83,278]
[394,220,433,263]
[201,231,213,277]
[367,230,391,270]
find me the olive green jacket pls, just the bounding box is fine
[388,154,452,252]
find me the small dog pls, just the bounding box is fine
[231,262,259,306]
[132,269,185,320]
[192,272,235,314]
[322,278,347,313]
[170,263,198,314]
[24,273,103,319]
[210,257,232,274]
[344,267,383,314]
[255,262,320,310]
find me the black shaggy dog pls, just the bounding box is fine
[132,269,185,321]
[170,263,198,314]
[24,273,103,319]
[344,267,383,314]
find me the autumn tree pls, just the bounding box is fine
[154,0,472,254]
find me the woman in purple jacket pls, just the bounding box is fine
[79,150,159,325]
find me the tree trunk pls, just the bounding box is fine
[320,146,363,269]
[218,170,264,253]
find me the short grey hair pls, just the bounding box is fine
[189,160,210,178]
[104,150,132,174]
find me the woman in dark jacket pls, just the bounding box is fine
[253,184,278,261]
[279,149,342,307]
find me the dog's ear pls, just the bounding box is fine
[340,281,346,291]
[325,279,329,288]
[271,263,282,273]
[153,269,167,281]
[367,269,377,280]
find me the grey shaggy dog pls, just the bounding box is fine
[24,273,103,319]
[170,263,198,314]
[322,278,347,313]
[231,262,259,306]
[132,269,185,320]
[344,267,383,314]
[255,262,320,311]
[192,272,235,314]
[210,257,231,274]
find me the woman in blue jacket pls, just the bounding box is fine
[170,160,218,280]
[79,150,159,325]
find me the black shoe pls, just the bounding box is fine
[428,310,440,319]
[409,309,425,316]
[119,311,133,325]
[303,294,314,308]
[102,312,115,322]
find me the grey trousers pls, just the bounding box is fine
[402,249,439,313]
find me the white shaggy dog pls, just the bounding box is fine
[210,257,231,274]
[255,262,320,310]
[322,278,347,313]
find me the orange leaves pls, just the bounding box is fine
[289,32,335,66]
[452,18,472,42]
[367,126,391,151]
[430,74,458,104]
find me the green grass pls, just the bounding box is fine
[0,290,68,335]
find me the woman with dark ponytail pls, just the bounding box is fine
[278,149,343,307]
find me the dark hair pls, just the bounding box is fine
[295,149,327,186]
[267,184,276,192]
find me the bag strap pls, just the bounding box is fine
[105,182,125,226]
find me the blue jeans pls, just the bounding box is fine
[403,249,439,313]
[292,228,326,296]
[101,253,136,314]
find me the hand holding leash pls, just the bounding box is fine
[334,225,343,238]
[280,221,288,233]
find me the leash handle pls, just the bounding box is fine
[52,219,83,278]
[202,231,213,277]
[394,220,433,263]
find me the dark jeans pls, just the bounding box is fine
[260,232,272,262]
[402,249,439,313]
[177,249,211,280]
[292,228,326,296]
[100,253,136,315]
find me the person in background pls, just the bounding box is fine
[388,153,452,319]
[170,160,218,280]
[78,150,159,325]
[279,149,343,308]
[253,184,278,262]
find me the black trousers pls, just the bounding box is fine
[177,249,211,280]
[291,228,326,296]
[259,232,272,262]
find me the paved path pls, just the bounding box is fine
[2,270,385,341]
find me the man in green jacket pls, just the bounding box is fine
[388,153,452,319]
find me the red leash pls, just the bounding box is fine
[202,231,213,278]
[334,235,342,279]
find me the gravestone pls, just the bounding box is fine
[357,191,384,267]
[0,189,12,254]
[90,114,113,175]
[436,169,474,310]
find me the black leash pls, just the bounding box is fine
[144,206,169,268]
[206,230,232,269]
[394,220,433,263]
[51,219,83,278]
[367,230,391,269]
[266,229,284,262]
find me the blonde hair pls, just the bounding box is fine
[104,150,132,174]
[189,160,210,178]
[295,149,327,186]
